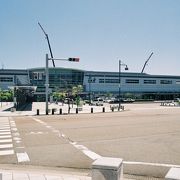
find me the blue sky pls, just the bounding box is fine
[0,0,180,75]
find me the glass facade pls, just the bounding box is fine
[29,68,84,94]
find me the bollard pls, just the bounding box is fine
[76,108,78,114]
[52,109,55,115]
[92,157,123,180]
[91,107,93,113]
[37,109,39,115]
[102,107,105,113]
[121,106,124,111]
[59,108,62,115]
[46,110,48,115]
[112,107,114,112]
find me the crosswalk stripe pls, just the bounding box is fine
[0,129,10,133]
[0,144,13,148]
[0,132,11,135]
[0,139,12,143]
[0,150,14,156]
[0,127,10,130]
[0,135,12,139]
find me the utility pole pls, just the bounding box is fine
[45,54,49,115]
[45,54,79,115]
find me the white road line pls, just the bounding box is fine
[11,128,17,131]
[32,117,102,161]
[31,117,180,169]
[124,161,180,168]
[16,146,25,149]
[0,150,14,156]
[0,122,9,126]
[0,144,13,149]
[0,126,10,128]
[13,137,21,141]
[0,135,12,139]
[16,152,30,162]
[8,118,31,163]
[13,132,20,136]
[0,129,10,132]
[0,132,11,135]
[0,139,12,143]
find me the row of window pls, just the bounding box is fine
[0,77,13,82]
[97,79,178,84]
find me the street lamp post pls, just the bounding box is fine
[45,54,79,115]
[45,54,49,115]
[118,60,128,111]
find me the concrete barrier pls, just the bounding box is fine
[165,168,180,180]
[92,157,123,180]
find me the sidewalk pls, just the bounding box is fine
[0,167,137,180]
[0,170,91,180]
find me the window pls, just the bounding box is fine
[126,79,139,84]
[144,80,156,84]
[33,73,38,80]
[88,78,96,83]
[99,79,105,83]
[105,79,119,83]
[176,81,180,85]
[33,72,44,80]
[0,77,13,82]
[160,80,172,84]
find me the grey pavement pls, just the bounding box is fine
[0,169,91,180]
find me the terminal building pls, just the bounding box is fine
[0,67,180,101]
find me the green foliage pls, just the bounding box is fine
[71,85,83,107]
[52,91,67,101]
[0,89,13,101]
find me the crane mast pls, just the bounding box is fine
[38,22,55,67]
[141,52,153,73]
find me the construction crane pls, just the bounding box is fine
[38,22,55,67]
[141,52,153,73]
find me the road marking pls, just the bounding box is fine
[0,132,10,135]
[0,139,12,143]
[124,161,180,168]
[0,135,11,139]
[13,137,21,141]
[0,144,13,149]
[0,129,10,132]
[0,150,14,156]
[8,117,30,163]
[13,132,20,136]
[11,128,17,131]
[31,117,180,169]
[32,117,102,160]
[16,152,30,162]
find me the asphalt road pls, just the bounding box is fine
[1,103,180,178]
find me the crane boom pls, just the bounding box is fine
[38,22,55,67]
[141,52,153,73]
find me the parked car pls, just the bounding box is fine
[91,98,104,106]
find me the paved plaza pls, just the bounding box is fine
[0,102,180,179]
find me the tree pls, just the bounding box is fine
[72,85,83,107]
[52,91,67,105]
